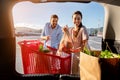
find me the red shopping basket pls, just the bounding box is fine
[18,40,71,74]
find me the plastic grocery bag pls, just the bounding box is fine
[57,26,73,56]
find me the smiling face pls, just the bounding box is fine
[50,17,58,29]
[72,14,82,27]
[50,14,59,29]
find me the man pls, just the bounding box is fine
[41,14,63,49]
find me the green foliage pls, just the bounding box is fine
[39,44,43,51]
[42,49,50,53]
[99,50,120,58]
[83,47,95,56]
[83,48,120,58]
[117,54,120,58]
[99,50,114,58]
[38,44,50,53]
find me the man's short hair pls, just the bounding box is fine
[51,14,59,19]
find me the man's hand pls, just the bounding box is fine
[45,36,50,41]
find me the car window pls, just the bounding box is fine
[12,1,104,74]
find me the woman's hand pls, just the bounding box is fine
[62,47,72,53]
[62,48,80,53]
[70,47,81,53]
[62,25,69,33]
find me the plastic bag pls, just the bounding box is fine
[57,26,73,56]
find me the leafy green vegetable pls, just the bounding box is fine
[83,47,120,58]
[99,50,120,58]
[42,49,50,53]
[99,50,114,58]
[83,47,95,56]
[117,54,120,58]
[38,44,50,53]
[39,44,43,51]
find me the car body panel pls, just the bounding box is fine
[0,0,120,79]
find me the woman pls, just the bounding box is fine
[59,11,89,74]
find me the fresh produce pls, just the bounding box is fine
[99,50,120,58]
[39,44,50,53]
[83,47,120,58]
[83,47,95,56]
[39,44,43,51]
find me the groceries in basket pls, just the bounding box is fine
[38,44,50,53]
[18,40,71,74]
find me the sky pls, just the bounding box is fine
[12,1,104,29]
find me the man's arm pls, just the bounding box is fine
[40,23,50,41]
